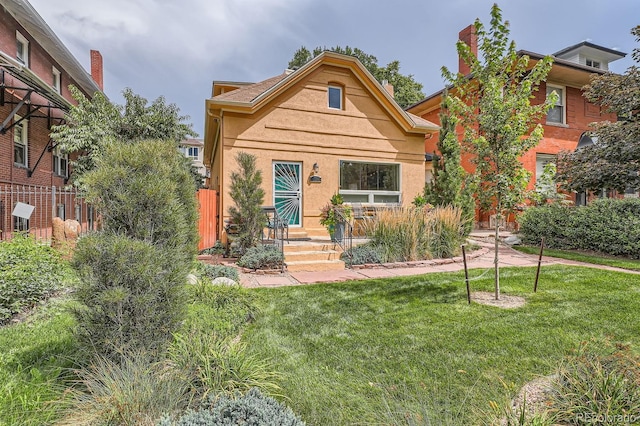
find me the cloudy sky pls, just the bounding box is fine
[29,0,639,137]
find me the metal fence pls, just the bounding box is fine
[0,184,97,242]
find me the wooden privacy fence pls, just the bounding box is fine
[197,189,218,250]
[0,184,96,242]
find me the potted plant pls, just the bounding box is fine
[319,193,352,242]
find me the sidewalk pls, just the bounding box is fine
[239,238,640,288]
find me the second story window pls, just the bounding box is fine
[53,146,68,177]
[52,67,61,93]
[585,58,601,69]
[13,116,28,167]
[328,86,342,110]
[16,31,29,67]
[187,146,199,160]
[546,85,565,125]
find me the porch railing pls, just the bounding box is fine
[334,207,353,267]
[261,206,287,273]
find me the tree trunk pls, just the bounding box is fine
[494,212,500,300]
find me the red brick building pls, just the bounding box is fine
[407,25,627,227]
[0,0,103,238]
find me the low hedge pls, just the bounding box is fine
[0,234,67,324]
[518,198,640,258]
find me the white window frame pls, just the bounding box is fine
[16,31,29,67]
[187,146,199,160]
[546,84,566,125]
[52,66,61,93]
[53,145,68,177]
[339,160,402,204]
[585,58,601,69]
[328,85,342,110]
[535,153,557,193]
[13,115,28,168]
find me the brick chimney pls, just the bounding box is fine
[458,24,477,76]
[382,79,394,98]
[90,50,103,91]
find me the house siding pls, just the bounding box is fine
[213,64,425,234]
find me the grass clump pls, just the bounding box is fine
[0,234,68,324]
[358,205,466,263]
[548,340,640,424]
[59,352,191,426]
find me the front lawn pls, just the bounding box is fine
[514,245,640,271]
[244,265,640,424]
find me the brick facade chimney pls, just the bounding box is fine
[381,79,394,98]
[90,50,103,91]
[458,25,478,76]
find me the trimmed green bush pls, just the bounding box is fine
[157,388,305,426]
[518,198,640,258]
[0,234,67,324]
[237,245,283,270]
[73,139,199,361]
[73,234,188,358]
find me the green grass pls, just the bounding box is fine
[0,297,78,426]
[514,245,640,271]
[243,265,640,425]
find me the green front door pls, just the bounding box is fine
[273,161,301,227]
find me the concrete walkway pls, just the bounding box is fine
[240,235,640,288]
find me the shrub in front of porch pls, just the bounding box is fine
[347,205,467,264]
[237,245,284,271]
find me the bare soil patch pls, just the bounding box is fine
[471,291,526,309]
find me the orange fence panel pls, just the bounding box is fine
[197,189,217,251]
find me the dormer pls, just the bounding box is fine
[553,41,626,71]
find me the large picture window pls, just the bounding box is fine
[339,161,400,204]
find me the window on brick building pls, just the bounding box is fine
[53,146,68,177]
[52,67,61,93]
[16,31,29,67]
[546,85,565,125]
[13,116,28,167]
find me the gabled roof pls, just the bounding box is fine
[2,0,102,97]
[206,51,438,134]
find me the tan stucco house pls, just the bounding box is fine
[203,51,438,240]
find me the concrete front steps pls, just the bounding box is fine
[282,229,345,271]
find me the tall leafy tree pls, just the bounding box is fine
[443,4,555,300]
[557,25,640,193]
[50,86,196,185]
[288,45,424,108]
[424,91,476,235]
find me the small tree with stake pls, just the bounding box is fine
[228,152,266,254]
[443,4,555,300]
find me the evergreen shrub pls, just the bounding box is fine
[518,198,640,258]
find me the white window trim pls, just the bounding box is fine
[53,145,68,177]
[338,160,402,204]
[13,115,28,168]
[52,66,61,93]
[328,85,342,110]
[546,84,566,126]
[16,31,29,67]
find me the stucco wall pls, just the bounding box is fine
[218,64,425,234]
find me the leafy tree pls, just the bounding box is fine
[557,25,640,193]
[424,91,476,235]
[73,139,198,361]
[228,152,266,253]
[443,4,555,299]
[51,86,197,185]
[288,45,424,108]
